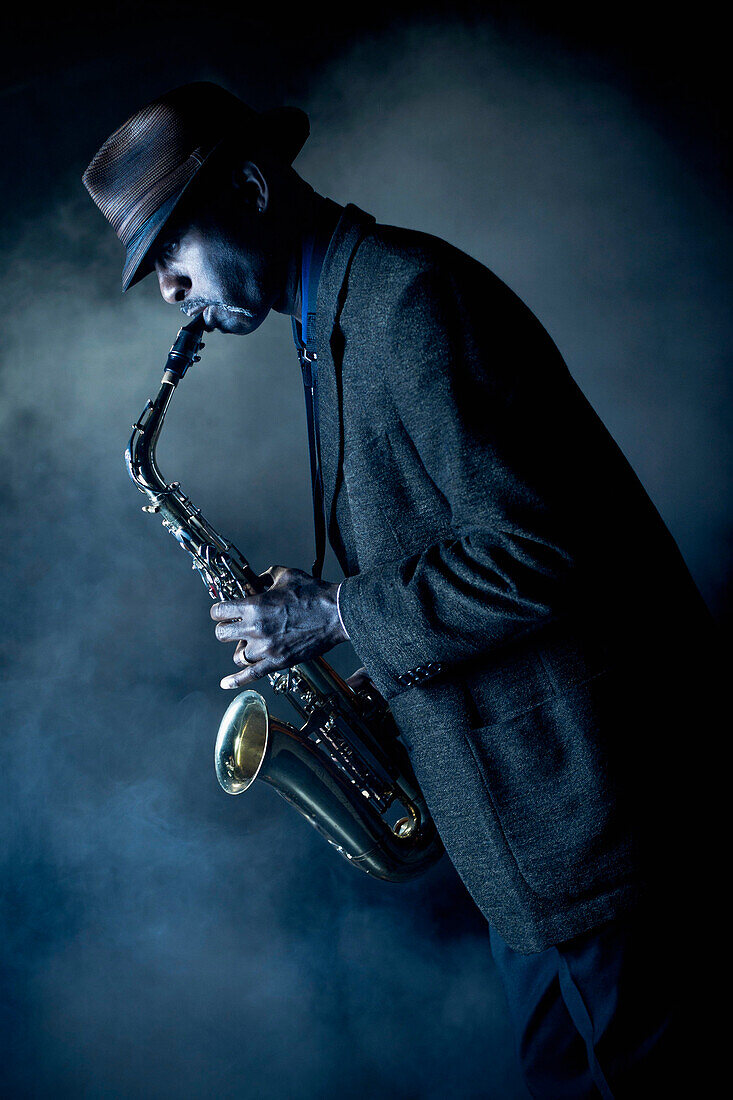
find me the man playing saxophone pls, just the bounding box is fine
[83,82,716,1096]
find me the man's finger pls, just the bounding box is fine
[234,638,270,663]
[210,600,247,621]
[263,565,289,586]
[220,653,284,690]
[346,667,370,691]
[214,617,265,642]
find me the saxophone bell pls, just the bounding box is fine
[214,685,442,882]
[215,690,269,795]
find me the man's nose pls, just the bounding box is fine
[158,270,192,304]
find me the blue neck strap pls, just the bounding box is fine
[292,222,329,354]
[291,218,331,578]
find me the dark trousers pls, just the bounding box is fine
[488,903,681,1098]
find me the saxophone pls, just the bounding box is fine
[125,317,443,881]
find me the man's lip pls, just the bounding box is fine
[182,305,215,331]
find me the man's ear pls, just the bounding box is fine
[231,160,269,215]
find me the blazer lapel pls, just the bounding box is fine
[311,203,375,555]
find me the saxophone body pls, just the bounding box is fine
[125,318,443,881]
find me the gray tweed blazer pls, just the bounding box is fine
[309,202,712,952]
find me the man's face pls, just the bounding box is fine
[151,177,286,335]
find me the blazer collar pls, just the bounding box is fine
[310,202,376,358]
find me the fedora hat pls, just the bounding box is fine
[83,82,309,291]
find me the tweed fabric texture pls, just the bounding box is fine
[307,204,714,952]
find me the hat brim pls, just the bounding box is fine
[121,105,309,292]
[121,157,211,291]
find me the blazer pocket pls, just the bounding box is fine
[464,667,637,904]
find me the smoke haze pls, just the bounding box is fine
[2,10,730,1098]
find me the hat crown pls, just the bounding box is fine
[82,82,309,290]
[83,83,253,245]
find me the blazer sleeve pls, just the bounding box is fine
[336,261,587,699]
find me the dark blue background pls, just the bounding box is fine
[2,5,730,1096]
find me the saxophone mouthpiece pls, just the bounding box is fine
[182,314,206,336]
[163,315,208,383]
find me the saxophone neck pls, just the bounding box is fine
[126,317,206,499]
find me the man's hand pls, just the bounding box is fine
[210,566,348,689]
[346,666,372,693]
[346,666,387,716]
